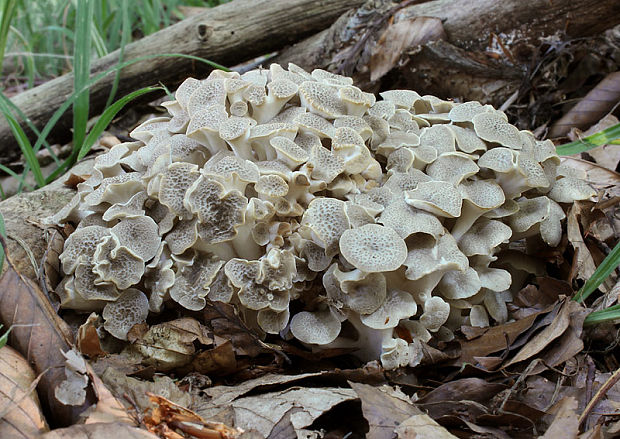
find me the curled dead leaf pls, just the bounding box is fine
[0,244,94,426]
[145,393,241,439]
[0,345,49,437]
[39,422,158,439]
[550,71,620,137]
[349,381,456,439]
[370,16,446,81]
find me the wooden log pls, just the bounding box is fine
[274,0,620,106]
[0,0,365,165]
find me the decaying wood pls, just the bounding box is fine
[274,0,620,112]
[0,0,364,165]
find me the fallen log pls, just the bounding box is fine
[0,0,364,165]
[274,0,620,130]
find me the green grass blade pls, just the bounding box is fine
[0,324,11,349]
[8,25,36,87]
[584,303,620,326]
[91,23,109,58]
[0,0,18,74]
[105,0,130,107]
[556,123,620,156]
[0,212,5,273]
[0,163,33,190]
[78,86,162,160]
[0,93,55,156]
[573,240,620,303]
[72,0,95,152]
[0,100,44,187]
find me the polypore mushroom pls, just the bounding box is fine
[48,63,595,370]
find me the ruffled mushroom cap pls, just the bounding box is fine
[60,225,111,275]
[102,191,148,222]
[333,268,387,315]
[548,177,596,203]
[203,153,260,193]
[457,219,512,256]
[448,101,494,122]
[478,147,548,198]
[301,198,350,257]
[110,216,160,262]
[507,196,565,246]
[426,152,479,185]
[92,235,145,290]
[184,176,247,244]
[298,81,346,119]
[332,127,375,174]
[451,179,505,240]
[404,233,467,280]
[257,308,290,334]
[420,296,450,332]
[339,224,407,273]
[169,251,223,311]
[186,105,229,155]
[472,111,526,150]
[448,125,487,153]
[102,289,149,340]
[360,290,417,329]
[405,181,463,218]
[438,267,481,300]
[418,125,456,155]
[186,79,227,116]
[290,309,341,345]
[83,173,143,207]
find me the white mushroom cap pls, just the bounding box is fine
[438,267,481,300]
[102,289,149,340]
[92,235,145,290]
[333,268,387,315]
[60,225,111,275]
[360,290,417,329]
[548,177,596,203]
[290,309,341,345]
[257,308,290,334]
[472,111,526,149]
[339,224,407,273]
[405,181,463,218]
[298,81,346,119]
[457,219,512,256]
[426,152,479,185]
[420,296,450,332]
[301,198,350,257]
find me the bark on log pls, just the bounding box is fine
[274,0,620,126]
[0,0,364,165]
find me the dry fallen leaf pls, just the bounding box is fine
[39,422,158,439]
[126,317,214,371]
[370,16,446,81]
[541,396,580,439]
[0,345,49,437]
[455,308,545,366]
[0,247,94,426]
[350,382,457,439]
[54,349,89,406]
[192,340,237,375]
[101,367,193,414]
[549,71,620,137]
[199,379,357,437]
[504,299,578,368]
[145,393,241,439]
[76,313,107,358]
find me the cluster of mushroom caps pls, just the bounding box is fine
[48,63,595,369]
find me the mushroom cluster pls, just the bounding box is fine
[49,64,595,369]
